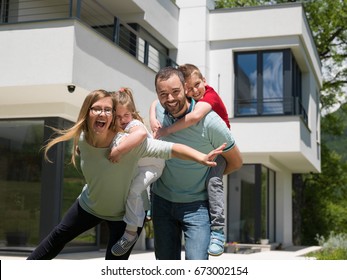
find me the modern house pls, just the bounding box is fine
[0,0,321,254]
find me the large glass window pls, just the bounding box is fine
[262,52,283,114]
[235,49,304,120]
[0,120,43,247]
[0,118,95,250]
[227,164,276,244]
[235,53,258,115]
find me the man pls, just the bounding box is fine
[150,66,242,260]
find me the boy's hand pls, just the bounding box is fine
[150,119,162,134]
[155,127,169,139]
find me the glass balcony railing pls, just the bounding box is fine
[234,97,308,124]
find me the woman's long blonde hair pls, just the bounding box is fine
[44,89,118,166]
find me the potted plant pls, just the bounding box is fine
[144,217,154,250]
[4,209,30,246]
[224,241,239,253]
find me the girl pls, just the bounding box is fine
[109,88,166,256]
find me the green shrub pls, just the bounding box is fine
[309,232,347,260]
[312,248,347,260]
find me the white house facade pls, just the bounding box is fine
[0,0,321,253]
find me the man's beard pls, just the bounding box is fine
[164,100,185,117]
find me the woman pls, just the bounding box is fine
[27,89,224,260]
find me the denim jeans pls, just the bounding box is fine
[152,193,210,260]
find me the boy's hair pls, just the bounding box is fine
[114,88,144,123]
[178,64,204,80]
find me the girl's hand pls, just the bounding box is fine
[201,143,226,166]
[108,146,122,163]
[108,134,128,163]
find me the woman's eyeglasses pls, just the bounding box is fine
[90,107,114,116]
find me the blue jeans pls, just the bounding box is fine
[152,193,210,260]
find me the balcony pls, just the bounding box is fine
[0,0,177,72]
[0,0,179,121]
[231,114,320,173]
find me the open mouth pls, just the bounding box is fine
[95,120,106,128]
[166,101,178,109]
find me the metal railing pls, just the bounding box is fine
[234,96,308,124]
[0,0,177,72]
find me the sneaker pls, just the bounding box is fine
[208,230,225,256]
[111,234,138,256]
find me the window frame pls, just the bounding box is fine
[234,49,305,121]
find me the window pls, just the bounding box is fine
[262,52,284,114]
[227,164,276,244]
[0,0,9,23]
[0,118,94,250]
[234,49,305,121]
[0,120,43,247]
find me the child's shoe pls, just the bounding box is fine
[208,230,225,256]
[111,234,138,256]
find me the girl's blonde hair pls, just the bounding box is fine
[114,88,144,123]
[44,89,118,166]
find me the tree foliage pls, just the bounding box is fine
[215,0,347,245]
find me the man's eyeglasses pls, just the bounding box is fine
[90,107,114,116]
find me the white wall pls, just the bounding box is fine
[176,0,214,77]
[133,0,179,49]
[0,20,158,123]
[209,5,302,41]
[0,21,74,87]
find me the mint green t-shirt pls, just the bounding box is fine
[78,133,172,221]
[152,100,235,203]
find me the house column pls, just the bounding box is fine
[276,170,293,247]
[175,0,214,79]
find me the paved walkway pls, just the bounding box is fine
[0,246,320,260]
